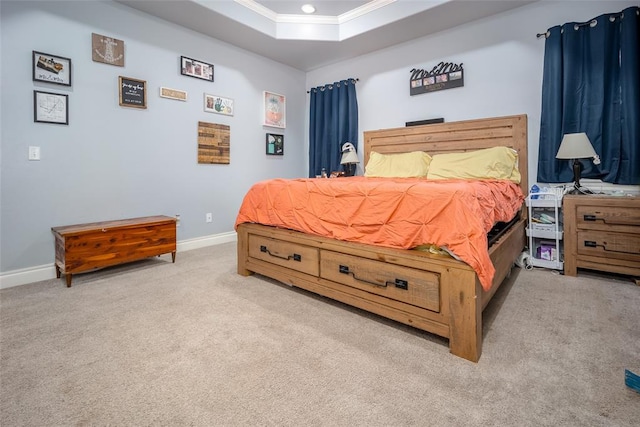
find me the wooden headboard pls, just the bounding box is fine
[363,114,528,195]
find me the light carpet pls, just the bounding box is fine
[1,242,639,426]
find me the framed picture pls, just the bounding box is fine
[266,133,284,156]
[34,90,68,125]
[204,94,234,116]
[32,51,71,86]
[180,56,214,82]
[160,87,188,101]
[119,76,147,109]
[263,91,285,128]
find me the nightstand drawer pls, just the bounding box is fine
[577,206,640,233]
[577,230,640,263]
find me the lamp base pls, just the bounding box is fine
[567,183,594,195]
[343,163,356,177]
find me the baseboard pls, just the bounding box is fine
[0,231,237,289]
[177,231,236,252]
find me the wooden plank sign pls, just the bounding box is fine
[92,33,125,67]
[198,122,230,164]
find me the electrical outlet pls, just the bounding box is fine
[206,213,212,223]
[175,214,181,227]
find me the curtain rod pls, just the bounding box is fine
[536,8,639,39]
[537,20,593,39]
[307,78,359,93]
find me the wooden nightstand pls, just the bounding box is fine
[563,194,640,278]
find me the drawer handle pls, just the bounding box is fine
[583,214,597,221]
[583,240,637,255]
[338,265,408,290]
[260,245,301,262]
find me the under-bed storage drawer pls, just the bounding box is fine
[320,250,440,312]
[248,234,319,276]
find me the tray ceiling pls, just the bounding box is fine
[116,0,536,71]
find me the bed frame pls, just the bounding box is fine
[237,114,528,362]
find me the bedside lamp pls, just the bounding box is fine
[555,132,601,194]
[340,142,359,176]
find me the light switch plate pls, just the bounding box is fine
[28,146,41,161]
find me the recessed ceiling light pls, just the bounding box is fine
[301,4,316,14]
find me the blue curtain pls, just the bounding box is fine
[309,79,358,177]
[538,6,640,185]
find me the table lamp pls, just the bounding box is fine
[555,132,601,194]
[340,142,359,176]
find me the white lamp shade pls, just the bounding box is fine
[341,150,359,165]
[556,133,597,159]
[340,142,359,165]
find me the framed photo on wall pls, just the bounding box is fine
[266,133,284,155]
[119,76,147,109]
[32,51,71,86]
[204,94,234,116]
[263,91,285,128]
[181,56,214,82]
[34,90,68,125]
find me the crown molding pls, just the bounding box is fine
[234,0,397,25]
[338,0,396,23]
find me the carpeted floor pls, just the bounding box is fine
[1,242,639,426]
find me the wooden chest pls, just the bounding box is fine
[563,195,640,278]
[51,216,177,287]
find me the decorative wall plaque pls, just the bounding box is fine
[119,76,146,109]
[198,122,230,164]
[160,87,188,101]
[410,61,464,95]
[92,33,125,67]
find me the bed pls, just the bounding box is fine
[236,114,528,362]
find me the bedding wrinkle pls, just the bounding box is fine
[235,177,524,291]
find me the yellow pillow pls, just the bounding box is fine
[426,146,521,183]
[364,151,432,178]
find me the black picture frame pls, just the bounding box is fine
[118,76,147,109]
[32,51,71,86]
[180,56,214,82]
[266,133,284,156]
[34,90,69,125]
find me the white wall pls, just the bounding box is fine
[0,1,306,281]
[306,1,639,186]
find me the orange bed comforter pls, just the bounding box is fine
[235,177,524,291]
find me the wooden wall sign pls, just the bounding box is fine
[160,87,187,101]
[92,33,125,67]
[198,122,230,164]
[410,61,464,96]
